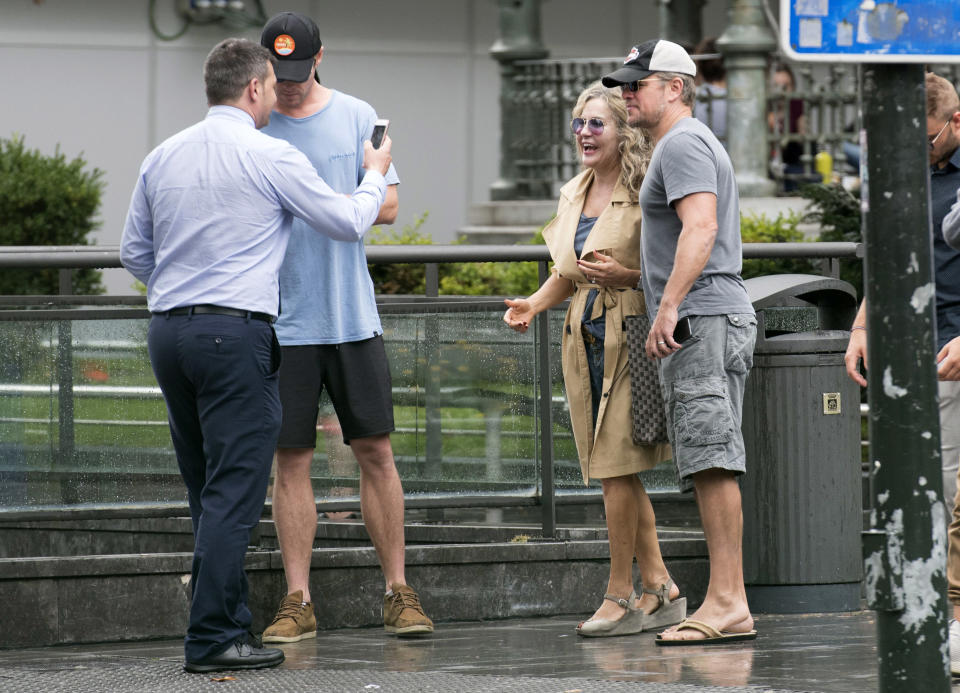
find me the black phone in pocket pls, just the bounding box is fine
[673,316,692,344]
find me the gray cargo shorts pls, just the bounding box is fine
[658,313,757,493]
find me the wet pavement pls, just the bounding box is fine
[0,610,955,692]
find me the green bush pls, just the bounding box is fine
[366,212,432,294]
[739,210,814,280]
[440,227,547,297]
[370,206,842,296]
[0,135,105,295]
[801,182,863,296]
[368,213,549,297]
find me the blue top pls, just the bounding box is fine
[573,213,596,258]
[262,90,400,344]
[120,105,386,316]
[930,146,960,350]
[574,214,604,342]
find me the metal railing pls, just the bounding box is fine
[0,242,862,535]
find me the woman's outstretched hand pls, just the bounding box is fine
[503,298,535,333]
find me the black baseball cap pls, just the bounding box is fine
[260,12,323,83]
[601,39,696,88]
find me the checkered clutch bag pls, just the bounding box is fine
[624,314,669,445]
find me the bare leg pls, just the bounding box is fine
[273,448,318,602]
[588,475,679,621]
[631,476,680,613]
[350,433,406,591]
[589,475,639,622]
[659,468,753,641]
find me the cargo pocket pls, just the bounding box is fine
[673,376,734,446]
[724,314,758,375]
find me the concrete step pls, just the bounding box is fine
[458,225,543,245]
[467,201,556,226]
[0,520,708,649]
[462,197,823,244]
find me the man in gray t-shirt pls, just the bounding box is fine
[603,39,758,647]
[639,116,753,320]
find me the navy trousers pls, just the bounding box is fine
[147,312,281,662]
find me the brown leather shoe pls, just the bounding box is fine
[383,583,434,636]
[262,590,317,643]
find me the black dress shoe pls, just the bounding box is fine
[184,636,285,673]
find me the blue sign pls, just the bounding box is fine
[781,0,960,62]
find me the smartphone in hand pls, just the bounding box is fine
[673,316,692,344]
[371,119,389,149]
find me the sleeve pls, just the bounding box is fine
[119,172,156,286]
[265,141,386,242]
[660,133,718,207]
[944,188,960,251]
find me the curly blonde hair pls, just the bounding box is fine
[571,81,653,199]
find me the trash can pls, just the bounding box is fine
[741,274,862,613]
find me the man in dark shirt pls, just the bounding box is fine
[844,70,960,675]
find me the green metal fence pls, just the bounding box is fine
[501,57,960,198]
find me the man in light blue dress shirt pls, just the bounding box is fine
[120,38,392,674]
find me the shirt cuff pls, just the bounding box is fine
[360,169,387,191]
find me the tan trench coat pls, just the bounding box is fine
[542,169,672,483]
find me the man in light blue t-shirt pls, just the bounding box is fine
[258,12,433,642]
[603,39,757,647]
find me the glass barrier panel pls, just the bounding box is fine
[0,302,678,511]
[0,315,184,508]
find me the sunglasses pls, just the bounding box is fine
[571,117,605,136]
[621,77,668,92]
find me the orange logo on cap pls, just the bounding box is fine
[274,34,296,56]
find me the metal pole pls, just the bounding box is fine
[56,269,74,478]
[489,0,547,201]
[424,264,442,496]
[537,260,556,537]
[657,0,705,48]
[860,63,950,691]
[717,0,777,197]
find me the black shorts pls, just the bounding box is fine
[277,335,395,448]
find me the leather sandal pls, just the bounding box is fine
[639,579,687,631]
[576,591,644,637]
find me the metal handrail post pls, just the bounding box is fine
[424,263,442,489]
[56,268,75,477]
[537,260,556,537]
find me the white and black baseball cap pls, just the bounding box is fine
[601,39,697,87]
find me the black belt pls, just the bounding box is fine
[155,304,276,324]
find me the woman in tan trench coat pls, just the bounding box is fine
[504,82,686,637]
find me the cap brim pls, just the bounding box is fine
[274,58,315,83]
[601,65,655,87]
